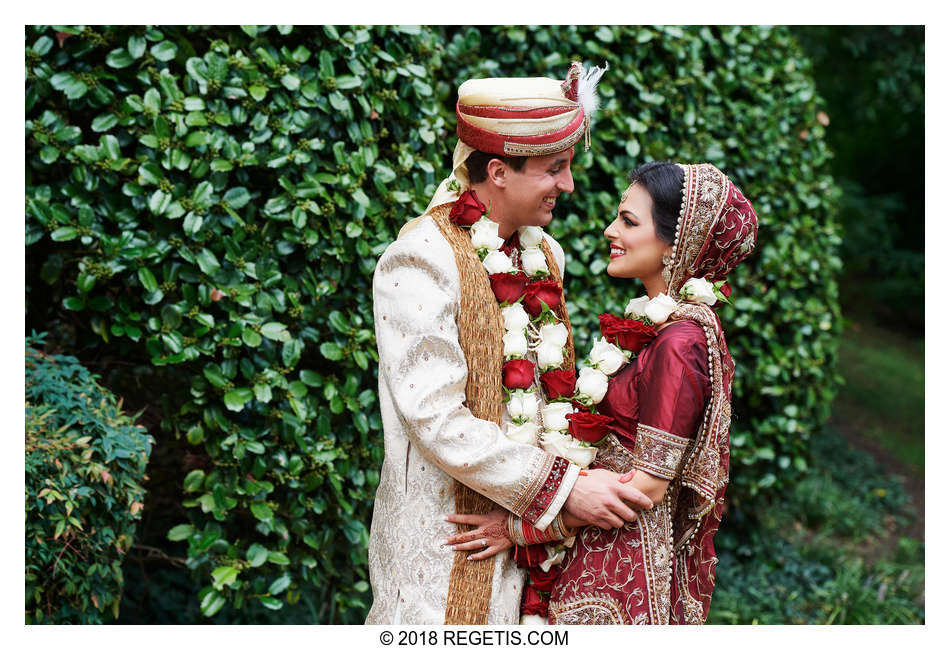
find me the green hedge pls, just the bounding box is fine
[25,333,153,624]
[25,25,841,621]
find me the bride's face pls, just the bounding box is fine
[604,184,672,282]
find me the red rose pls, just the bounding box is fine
[539,368,577,400]
[720,281,732,298]
[502,359,535,390]
[566,411,614,444]
[489,272,528,305]
[598,313,657,352]
[520,584,549,617]
[528,566,559,593]
[448,189,486,227]
[522,280,563,317]
[513,544,549,568]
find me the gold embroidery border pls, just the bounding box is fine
[548,594,629,625]
[632,424,690,480]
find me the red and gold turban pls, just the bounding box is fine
[424,62,607,214]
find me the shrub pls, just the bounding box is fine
[25,333,153,624]
[26,25,841,620]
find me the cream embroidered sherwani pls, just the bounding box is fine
[366,215,580,624]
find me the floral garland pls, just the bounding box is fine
[449,189,573,446]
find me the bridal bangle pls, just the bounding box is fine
[507,511,577,546]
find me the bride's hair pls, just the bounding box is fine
[628,161,683,245]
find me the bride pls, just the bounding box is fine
[444,160,758,624]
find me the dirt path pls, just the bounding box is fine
[830,410,924,541]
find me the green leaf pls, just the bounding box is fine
[267,551,290,565]
[211,565,239,589]
[224,187,251,209]
[242,328,262,347]
[200,590,226,617]
[138,267,159,293]
[250,502,273,521]
[320,341,343,361]
[195,249,221,275]
[260,322,289,341]
[92,113,119,132]
[269,575,291,595]
[63,296,85,311]
[223,388,253,412]
[247,544,268,567]
[260,596,283,610]
[128,35,147,58]
[106,48,134,68]
[203,365,229,388]
[184,469,206,492]
[300,370,322,387]
[50,227,79,242]
[151,40,178,62]
[167,524,195,541]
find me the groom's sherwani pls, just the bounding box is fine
[366,205,580,624]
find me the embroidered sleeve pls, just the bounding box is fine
[631,424,690,480]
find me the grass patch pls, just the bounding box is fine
[833,317,924,472]
[708,429,924,624]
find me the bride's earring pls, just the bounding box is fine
[661,253,673,290]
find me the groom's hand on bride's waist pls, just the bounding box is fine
[563,468,653,530]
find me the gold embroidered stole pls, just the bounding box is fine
[429,205,574,624]
[667,303,730,552]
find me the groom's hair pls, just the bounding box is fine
[466,150,528,183]
[629,161,684,245]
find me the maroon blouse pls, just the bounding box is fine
[598,320,711,458]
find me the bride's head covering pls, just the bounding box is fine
[665,162,758,557]
[664,163,759,296]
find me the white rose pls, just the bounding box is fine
[540,430,574,456]
[520,614,548,626]
[681,277,717,305]
[539,545,567,571]
[505,421,539,445]
[541,402,574,432]
[521,246,549,276]
[502,329,528,357]
[518,226,544,248]
[539,322,569,348]
[470,217,504,251]
[575,366,609,403]
[624,295,650,318]
[563,439,599,468]
[536,341,565,371]
[501,303,531,332]
[589,337,627,375]
[644,292,678,324]
[482,250,514,274]
[506,390,538,421]
[541,430,597,467]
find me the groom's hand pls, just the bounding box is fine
[563,468,653,529]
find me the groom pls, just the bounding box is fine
[366,64,651,625]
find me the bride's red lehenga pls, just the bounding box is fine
[543,163,758,624]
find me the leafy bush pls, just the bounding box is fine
[25,333,153,624]
[25,25,841,620]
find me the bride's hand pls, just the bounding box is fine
[443,508,513,561]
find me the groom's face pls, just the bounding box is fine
[501,150,575,229]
